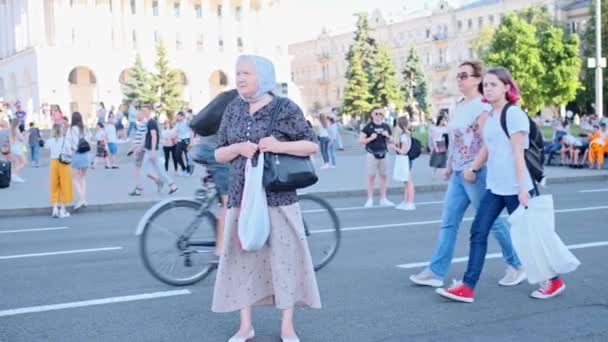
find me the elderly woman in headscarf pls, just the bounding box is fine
[212,55,321,342]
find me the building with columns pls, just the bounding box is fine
[288,0,592,116]
[0,0,298,126]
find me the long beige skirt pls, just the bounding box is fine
[211,202,322,313]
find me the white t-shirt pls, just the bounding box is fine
[447,97,491,171]
[563,135,582,147]
[66,126,90,152]
[95,129,106,142]
[106,124,117,143]
[483,105,534,196]
[46,137,68,159]
[318,126,329,138]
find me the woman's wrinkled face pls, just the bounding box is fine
[236,59,258,99]
[482,73,509,104]
[457,65,480,95]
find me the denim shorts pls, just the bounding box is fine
[107,142,118,155]
[193,144,229,196]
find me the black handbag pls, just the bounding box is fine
[58,136,72,165]
[263,98,318,192]
[190,89,239,136]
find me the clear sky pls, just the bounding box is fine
[282,0,468,43]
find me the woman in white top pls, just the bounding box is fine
[327,116,339,167]
[46,124,74,218]
[161,120,178,172]
[9,119,27,182]
[429,115,448,178]
[389,116,415,210]
[317,114,330,169]
[437,67,566,303]
[67,112,91,211]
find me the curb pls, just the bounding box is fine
[1,174,607,218]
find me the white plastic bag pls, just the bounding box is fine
[508,195,580,284]
[393,154,410,182]
[238,152,271,252]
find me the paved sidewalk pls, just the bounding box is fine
[1,145,607,216]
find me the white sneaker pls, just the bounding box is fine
[409,269,444,287]
[52,207,59,218]
[11,175,25,183]
[396,202,408,210]
[364,198,374,208]
[498,266,526,286]
[379,198,395,207]
[59,208,70,218]
[397,202,416,211]
[227,329,255,342]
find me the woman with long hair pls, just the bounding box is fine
[46,124,73,218]
[68,112,91,210]
[161,120,178,172]
[436,66,565,303]
[317,113,331,169]
[9,118,27,182]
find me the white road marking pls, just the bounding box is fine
[0,227,69,234]
[302,200,444,214]
[396,241,608,269]
[0,247,123,260]
[309,205,608,234]
[0,290,192,317]
[578,188,608,193]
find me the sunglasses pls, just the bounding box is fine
[456,73,479,81]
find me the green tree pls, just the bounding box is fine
[485,13,545,114]
[153,40,182,121]
[471,25,495,60]
[577,0,608,114]
[370,45,403,109]
[401,47,429,113]
[539,27,582,116]
[346,13,378,79]
[122,54,157,105]
[341,51,372,118]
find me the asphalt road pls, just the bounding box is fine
[1,181,608,342]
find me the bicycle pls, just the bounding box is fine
[136,164,341,286]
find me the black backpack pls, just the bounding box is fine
[499,103,544,183]
[407,137,422,161]
[76,128,91,153]
[0,159,11,188]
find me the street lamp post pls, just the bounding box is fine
[596,0,604,118]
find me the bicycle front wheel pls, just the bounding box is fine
[139,199,217,286]
[298,194,341,271]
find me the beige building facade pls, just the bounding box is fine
[289,0,592,116]
[0,0,299,126]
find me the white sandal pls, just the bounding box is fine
[227,329,255,342]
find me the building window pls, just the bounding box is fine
[154,30,160,43]
[235,6,242,21]
[468,48,474,59]
[426,29,430,39]
[478,16,483,28]
[237,37,244,49]
[196,33,204,51]
[176,33,182,50]
[72,27,76,43]
[217,4,222,17]
[174,1,180,17]
[70,0,87,7]
[152,1,159,16]
[96,0,112,10]
[439,48,445,64]
[195,4,202,18]
[457,20,462,30]
[489,14,494,25]
[132,30,137,48]
[468,18,473,30]
[130,0,136,14]
[426,52,431,65]
[218,38,224,51]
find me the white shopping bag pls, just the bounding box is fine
[238,152,271,252]
[393,154,410,182]
[508,195,581,284]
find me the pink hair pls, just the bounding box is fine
[506,79,520,104]
[482,67,521,104]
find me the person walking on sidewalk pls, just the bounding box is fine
[127,110,148,196]
[46,124,73,218]
[9,118,27,183]
[141,104,178,195]
[360,107,394,208]
[389,116,416,211]
[429,115,448,179]
[106,115,119,169]
[436,66,566,303]
[410,61,523,289]
[175,111,193,176]
[327,116,339,168]
[67,112,91,211]
[317,114,331,169]
[161,120,179,173]
[127,100,138,139]
[93,122,111,169]
[27,122,42,167]
[212,54,321,342]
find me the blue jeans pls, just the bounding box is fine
[29,144,40,164]
[328,140,337,166]
[428,167,521,279]
[463,190,521,289]
[319,137,329,163]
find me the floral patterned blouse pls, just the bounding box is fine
[217,96,317,208]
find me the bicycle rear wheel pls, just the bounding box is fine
[139,199,217,286]
[298,194,341,271]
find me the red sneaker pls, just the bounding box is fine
[436,280,474,303]
[530,278,566,299]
